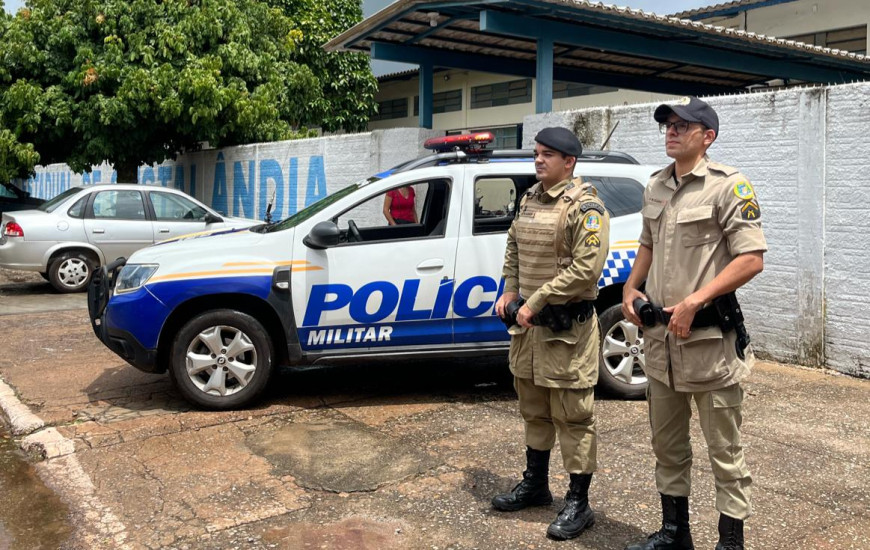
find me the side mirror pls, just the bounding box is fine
[303,221,341,249]
[204,212,223,224]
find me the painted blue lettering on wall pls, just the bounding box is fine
[258,159,284,220]
[174,166,185,192]
[158,166,172,187]
[306,156,327,207]
[212,153,228,215]
[286,157,298,216]
[188,165,195,197]
[141,167,155,185]
[233,160,255,218]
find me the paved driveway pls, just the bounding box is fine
[0,270,868,549]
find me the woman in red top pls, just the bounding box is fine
[383,186,418,225]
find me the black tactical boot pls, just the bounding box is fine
[546,473,595,540]
[624,493,694,550]
[714,514,744,550]
[491,447,553,511]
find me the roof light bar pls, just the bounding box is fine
[424,132,494,152]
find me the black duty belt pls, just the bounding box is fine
[501,299,594,331]
[633,292,751,360]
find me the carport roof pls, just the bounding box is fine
[325,0,870,96]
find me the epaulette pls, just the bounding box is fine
[707,161,740,177]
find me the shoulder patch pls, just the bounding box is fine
[579,201,606,215]
[740,199,760,220]
[583,212,602,232]
[584,234,601,248]
[733,181,755,201]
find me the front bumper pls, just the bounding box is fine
[88,259,163,374]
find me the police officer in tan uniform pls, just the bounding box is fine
[621,97,766,550]
[492,127,610,541]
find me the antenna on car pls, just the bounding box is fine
[264,187,277,224]
[599,120,620,150]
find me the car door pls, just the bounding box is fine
[291,172,460,354]
[83,189,154,263]
[453,166,537,345]
[146,190,211,241]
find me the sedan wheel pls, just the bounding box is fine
[597,304,648,398]
[170,310,273,409]
[48,252,95,293]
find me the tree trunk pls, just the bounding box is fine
[115,163,138,184]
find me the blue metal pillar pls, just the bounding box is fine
[419,61,433,129]
[536,37,553,114]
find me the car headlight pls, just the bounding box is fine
[115,264,159,294]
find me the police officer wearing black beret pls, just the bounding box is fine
[493,127,611,541]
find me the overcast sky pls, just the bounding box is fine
[3,0,718,75]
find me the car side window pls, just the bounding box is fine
[92,190,146,220]
[473,175,535,234]
[580,176,644,218]
[67,196,88,219]
[0,184,17,199]
[150,191,207,221]
[334,179,451,245]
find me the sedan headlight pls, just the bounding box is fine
[115,264,159,294]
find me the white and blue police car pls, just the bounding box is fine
[88,133,658,409]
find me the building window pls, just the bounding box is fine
[470,79,532,109]
[553,81,618,99]
[787,25,866,54]
[414,89,463,116]
[371,98,408,121]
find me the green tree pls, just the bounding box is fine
[266,0,377,133]
[0,0,376,182]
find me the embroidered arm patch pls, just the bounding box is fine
[579,201,606,215]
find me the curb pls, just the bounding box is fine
[0,376,45,435]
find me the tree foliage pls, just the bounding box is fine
[0,0,376,181]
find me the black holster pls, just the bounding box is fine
[633,293,751,359]
[500,299,593,331]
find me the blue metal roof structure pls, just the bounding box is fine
[325,0,870,128]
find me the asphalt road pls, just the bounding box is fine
[1,268,869,549]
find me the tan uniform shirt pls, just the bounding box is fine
[502,178,610,389]
[639,156,767,392]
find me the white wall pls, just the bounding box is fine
[18,128,440,221]
[524,82,870,378]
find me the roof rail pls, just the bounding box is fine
[388,148,639,175]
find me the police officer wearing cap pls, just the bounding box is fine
[492,127,611,541]
[621,97,767,550]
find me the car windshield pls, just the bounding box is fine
[264,180,374,232]
[37,187,83,213]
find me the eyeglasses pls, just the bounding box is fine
[659,121,696,135]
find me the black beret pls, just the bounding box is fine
[534,127,582,157]
[654,96,719,136]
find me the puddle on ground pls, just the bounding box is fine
[0,425,72,550]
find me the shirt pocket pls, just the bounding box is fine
[641,323,668,375]
[642,203,665,244]
[677,204,720,247]
[676,326,728,383]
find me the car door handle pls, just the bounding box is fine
[158,228,170,233]
[92,228,105,234]
[416,259,444,271]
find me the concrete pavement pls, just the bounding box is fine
[0,278,869,549]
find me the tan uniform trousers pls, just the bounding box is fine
[515,376,596,474]
[647,377,752,519]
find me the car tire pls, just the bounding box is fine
[170,309,273,410]
[39,272,49,281]
[48,252,96,293]
[597,303,647,399]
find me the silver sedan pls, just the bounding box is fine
[0,184,259,292]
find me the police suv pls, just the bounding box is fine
[88,133,657,409]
